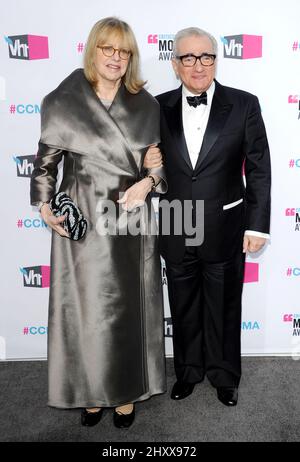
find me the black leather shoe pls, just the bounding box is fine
[171,381,195,400]
[217,387,238,406]
[81,408,104,426]
[113,406,135,428]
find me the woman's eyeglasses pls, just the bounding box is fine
[97,46,131,60]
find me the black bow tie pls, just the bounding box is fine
[186,92,207,108]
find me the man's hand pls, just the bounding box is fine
[143,144,163,169]
[243,235,266,253]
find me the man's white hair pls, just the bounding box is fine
[173,27,218,56]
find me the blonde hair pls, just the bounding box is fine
[84,17,145,94]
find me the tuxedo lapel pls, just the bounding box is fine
[194,81,233,172]
[163,86,193,172]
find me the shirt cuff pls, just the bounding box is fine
[244,230,270,239]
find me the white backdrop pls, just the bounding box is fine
[0,0,299,360]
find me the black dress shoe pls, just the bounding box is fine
[171,381,195,400]
[217,387,238,406]
[81,408,104,426]
[113,406,135,428]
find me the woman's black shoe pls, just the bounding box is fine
[113,406,135,428]
[81,408,104,426]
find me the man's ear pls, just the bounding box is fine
[171,58,179,79]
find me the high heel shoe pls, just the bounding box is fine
[81,407,104,426]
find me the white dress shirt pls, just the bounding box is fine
[181,82,269,240]
[182,82,215,169]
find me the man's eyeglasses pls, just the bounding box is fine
[97,46,131,60]
[176,53,216,67]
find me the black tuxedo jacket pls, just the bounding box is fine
[156,80,271,263]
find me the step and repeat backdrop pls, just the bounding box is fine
[0,0,299,360]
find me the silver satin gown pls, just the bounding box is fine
[30,69,167,408]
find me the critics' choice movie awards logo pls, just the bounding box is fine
[17,218,47,229]
[221,34,262,59]
[147,34,175,60]
[77,42,85,53]
[20,266,50,288]
[22,326,48,335]
[14,155,35,177]
[241,321,260,330]
[9,104,40,114]
[285,208,300,231]
[292,40,300,51]
[286,267,300,277]
[5,35,49,60]
[283,314,300,336]
[289,158,300,169]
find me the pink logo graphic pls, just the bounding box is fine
[242,35,262,59]
[288,95,299,104]
[222,34,262,59]
[244,262,259,283]
[6,34,49,60]
[283,314,293,322]
[285,208,296,216]
[148,34,158,44]
[27,35,49,60]
[40,265,50,287]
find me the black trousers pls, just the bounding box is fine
[165,247,246,388]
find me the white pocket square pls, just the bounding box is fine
[223,198,243,210]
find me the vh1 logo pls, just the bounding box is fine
[20,266,50,288]
[222,34,262,59]
[5,35,49,60]
[14,155,36,178]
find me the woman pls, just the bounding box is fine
[30,17,167,428]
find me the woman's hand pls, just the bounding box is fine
[40,203,69,238]
[143,144,163,169]
[117,178,153,211]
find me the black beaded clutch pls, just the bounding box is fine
[49,192,87,241]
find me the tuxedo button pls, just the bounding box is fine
[192,176,197,181]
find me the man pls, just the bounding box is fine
[156,27,271,406]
